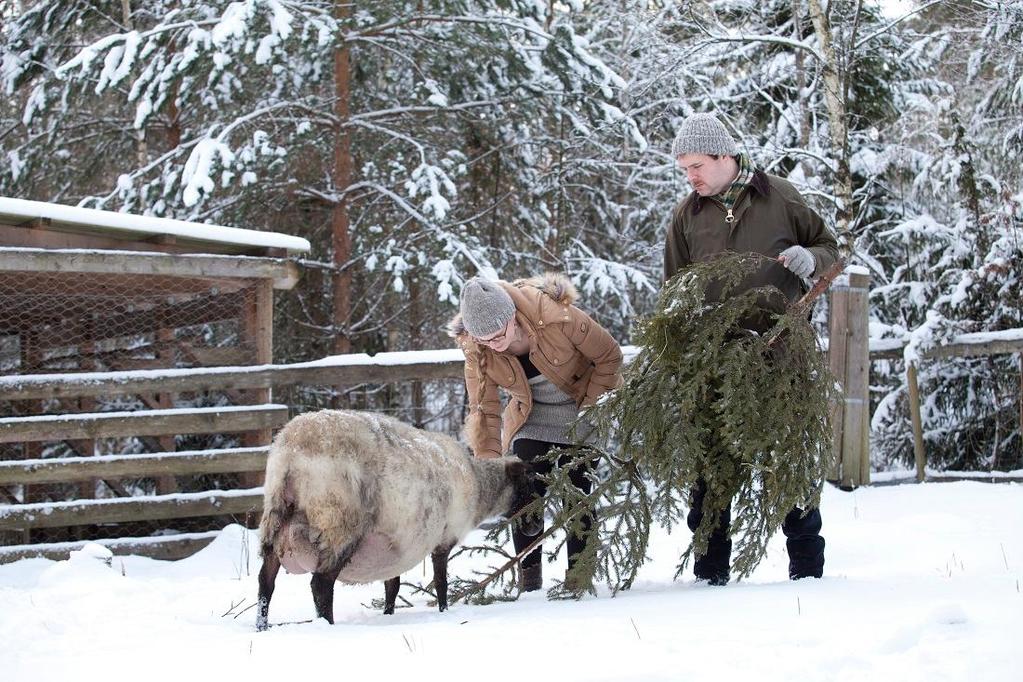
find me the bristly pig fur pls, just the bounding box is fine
[255,409,531,629]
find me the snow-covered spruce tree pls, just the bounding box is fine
[547,1,729,334]
[665,0,918,244]
[0,2,646,405]
[651,1,1022,472]
[865,1,1023,471]
[539,253,834,589]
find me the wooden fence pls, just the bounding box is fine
[827,269,1023,487]
[0,352,466,561]
[1,327,1021,562]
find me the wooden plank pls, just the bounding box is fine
[0,358,467,401]
[0,404,289,444]
[0,447,270,486]
[7,335,197,369]
[251,279,274,365]
[838,403,864,488]
[869,335,1023,361]
[153,328,178,495]
[925,337,1023,360]
[906,362,927,482]
[827,281,850,482]
[0,222,282,258]
[2,289,248,344]
[240,279,274,488]
[3,269,251,298]
[0,247,300,290]
[841,271,870,488]
[0,222,217,255]
[868,473,1023,487]
[0,490,263,530]
[0,531,221,563]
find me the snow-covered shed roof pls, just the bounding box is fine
[0,197,310,256]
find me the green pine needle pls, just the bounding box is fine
[543,252,835,586]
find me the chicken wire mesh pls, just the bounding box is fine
[0,268,266,549]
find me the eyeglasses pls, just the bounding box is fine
[473,318,514,346]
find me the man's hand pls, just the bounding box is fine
[778,245,815,278]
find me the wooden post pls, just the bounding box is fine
[827,284,849,482]
[154,327,178,495]
[828,267,871,488]
[906,362,926,482]
[20,330,42,544]
[240,279,274,490]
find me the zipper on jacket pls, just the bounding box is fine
[725,208,735,224]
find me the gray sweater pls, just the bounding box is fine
[513,373,594,446]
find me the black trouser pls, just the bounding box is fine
[511,438,594,571]
[687,478,825,581]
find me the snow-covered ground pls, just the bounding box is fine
[2,481,1020,682]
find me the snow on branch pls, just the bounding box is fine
[694,31,824,65]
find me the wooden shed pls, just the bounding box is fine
[0,198,310,560]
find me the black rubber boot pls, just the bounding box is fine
[519,563,542,592]
[783,507,825,580]
[688,481,732,585]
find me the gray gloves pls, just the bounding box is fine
[778,245,816,278]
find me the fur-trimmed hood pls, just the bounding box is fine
[447,272,578,337]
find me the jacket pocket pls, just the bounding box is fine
[485,354,518,386]
[535,327,572,368]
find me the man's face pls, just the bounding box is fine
[676,153,736,197]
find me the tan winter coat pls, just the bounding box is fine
[449,273,623,459]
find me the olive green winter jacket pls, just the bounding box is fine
[664,169,840,332]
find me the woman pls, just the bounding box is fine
[449,274,622,592]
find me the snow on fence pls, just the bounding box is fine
[2,325,1021,563]
[827,269,1023,487]
[0,352,473,562]
[0,200,316,563]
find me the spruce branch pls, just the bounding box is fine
[440,253,840,599]
[785,258,848,320]
[442,459,639,604]
[547,252,837,581]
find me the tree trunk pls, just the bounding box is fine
[332,0,353,355]
[793,0,810,150]
[805,0,854,247]
[408,273,424,428]
[121,0,149,167]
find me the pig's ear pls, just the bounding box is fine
[504,457,531,481]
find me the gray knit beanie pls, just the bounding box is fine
[671,113,739,158]
[460,277,516,337]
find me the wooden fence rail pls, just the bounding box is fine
[0,405,289,444]
[1,331,1020,562]
[0,532,223,563]
[0,352,466,401]
[0,446,268,486]
[0,489,262,531]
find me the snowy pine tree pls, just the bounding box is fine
[866,1,1023,470]
[1,1,645,384]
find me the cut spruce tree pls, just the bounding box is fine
[539,252,843,592]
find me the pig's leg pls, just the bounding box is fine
[256,546,281,632]
[432,544,453,612]
[383,577,400,615]
[310,544,355,625]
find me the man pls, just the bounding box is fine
[664,112,839,584]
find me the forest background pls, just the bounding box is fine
[1,0,1020,473]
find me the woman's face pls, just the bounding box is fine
[474,316,518,353]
